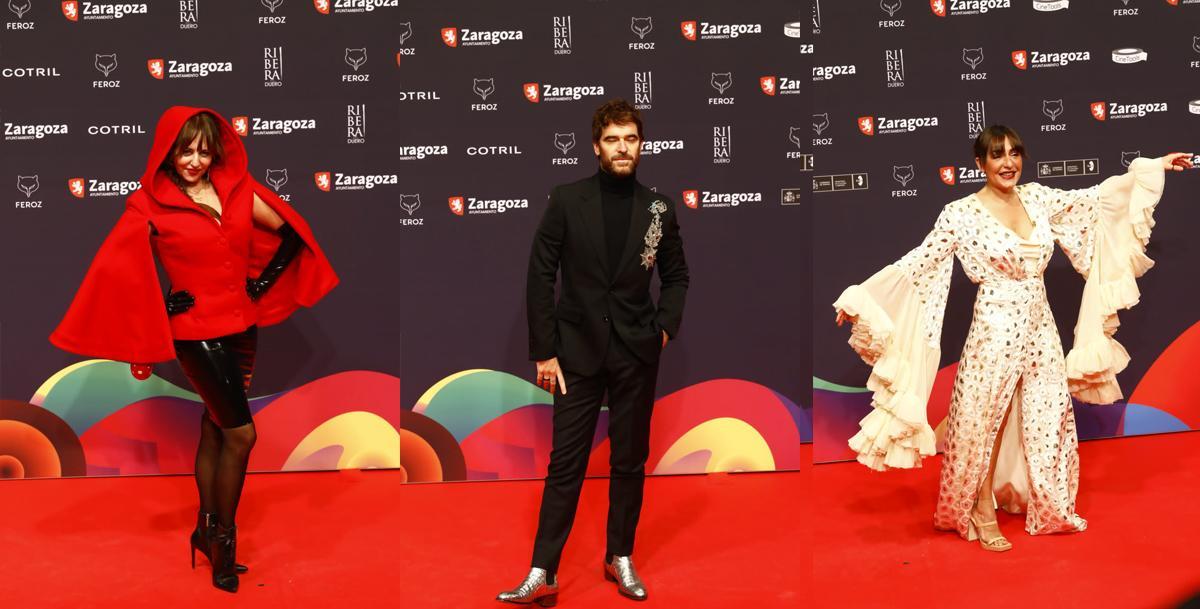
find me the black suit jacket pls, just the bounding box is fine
[527,174,689,375]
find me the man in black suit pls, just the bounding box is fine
[498,99,689,605]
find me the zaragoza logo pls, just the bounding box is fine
[857,116,875,136]
[682,189,700,209]
[147,58,164,79]
[68,177,85,198]
[448,196,464,216]
[314,171,331,191]
[232,116,249,136]
[939,166,956,185]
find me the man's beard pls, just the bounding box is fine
[601,152,638,176]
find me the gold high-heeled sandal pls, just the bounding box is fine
[967,514,1013,552]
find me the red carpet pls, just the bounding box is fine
[815,433,1200,609]
[0,447,810,608]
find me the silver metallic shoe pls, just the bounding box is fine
[496,567,559,606]
[604,555,648,601]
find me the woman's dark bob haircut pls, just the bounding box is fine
[973,124,1026,161]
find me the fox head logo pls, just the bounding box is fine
[523,82,541,103]
[893,165,915,187]
[1011,50,1028,70]
[680,20,697,41]
[710,72,732,95]
[881,0,902,16]
[265,169,288,191]
[1042,99,1064,121]
[1193,36,1200,54]
[345,48,367,71]
[262,0,283,13]
[1090,101,1107,121]
[631,17,653,40]
[930,0,946,17]
[554,133,576,155]
[1121,151,1140,168]
[95,54,118,77]
[61,1,78,21]
[442,27,459,47]
[857,116,875,136]
[400,194,421,216]
[473,78,495,100]
[962,48,984,70]
[939,166,956,185]
[448,196,465,216]
[314,171,331,191]
[812,113,830,135]
[68,178,85,198]
[682,190,699,209]
[398,22,413,45]
[9,0,31,19]
[232,116,249,136]
[789,127,803,149]
[759,76,777,96]
[313,0,329,15]
[16,175,39,198]
[147,58,165,79]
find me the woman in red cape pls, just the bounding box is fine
[50,106,338,592]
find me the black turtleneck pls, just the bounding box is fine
[598,168,635,276]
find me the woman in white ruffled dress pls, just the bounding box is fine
[833,125,1192,551]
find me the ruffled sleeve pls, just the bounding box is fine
[1036,158,1165,404]
[833,205,958,470]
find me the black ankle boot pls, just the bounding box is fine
[209,523,240,593]
[190,512,247,573]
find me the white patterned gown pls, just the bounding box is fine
[833,158,1165,538]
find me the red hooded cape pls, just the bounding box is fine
[50,106,338,363]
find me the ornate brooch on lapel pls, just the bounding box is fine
[640,200,668,270]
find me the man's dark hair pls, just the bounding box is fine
[591,99,644,143]
[972,124,1026,162]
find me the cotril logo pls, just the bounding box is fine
[441,27,458,47]
[448,196,465,216]
[314,171,331,191]
[232,116,249,136]
[147,58,164,79]
[682,189,699,209]
[68,177,85,198]
[1091,102,1107,121]
[939,166,956,185]
[857,116,875,136]
[760,76,776,95]
[680,21,697,40]
[523,82,540,103]
[62,1,79,20]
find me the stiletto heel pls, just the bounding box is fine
[189,511,247,573]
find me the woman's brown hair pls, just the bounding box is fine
[972,124,1026,162]
[161,112,225,194]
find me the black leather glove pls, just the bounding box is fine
[165,288,195,316]
[246,222,303,302]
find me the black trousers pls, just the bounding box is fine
[530,335,659,573]
[175,326,258,429]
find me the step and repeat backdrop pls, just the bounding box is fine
[0,1,809,481]
[808,0,1200,463]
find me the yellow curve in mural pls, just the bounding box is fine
[412,369,490,413]
[653,417,775,474]
[29,360,106,406]
[282,411,400,471]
